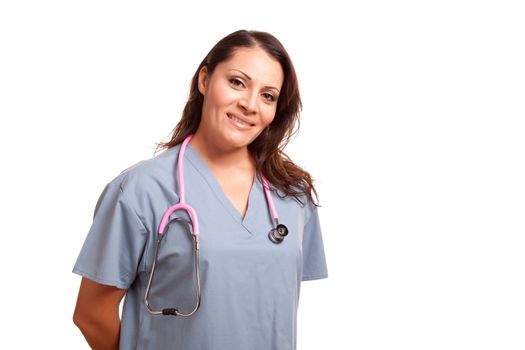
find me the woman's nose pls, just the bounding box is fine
[238,91,258,114]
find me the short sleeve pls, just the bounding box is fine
[302,205,328,281]
[73,179,148,289]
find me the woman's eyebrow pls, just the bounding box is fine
[228,69,280,93]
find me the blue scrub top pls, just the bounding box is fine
[73,143,328,350]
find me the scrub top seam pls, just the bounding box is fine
[118,182,151,236]
[72,267,132,289]
[118,181,151,274]
[301,273,329,281]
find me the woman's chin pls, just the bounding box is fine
[221,131,257,149]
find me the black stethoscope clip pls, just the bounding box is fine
[268,223,288,244]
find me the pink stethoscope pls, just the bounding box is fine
[144,134,288,317]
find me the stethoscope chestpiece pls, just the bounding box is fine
[268,223,288,244]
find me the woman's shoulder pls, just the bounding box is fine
[103,146,181,198]
[271,184,318,222]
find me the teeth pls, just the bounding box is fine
[228,114,252,126]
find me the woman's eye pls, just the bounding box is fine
[262,93,276,102]
[229,78,245,88]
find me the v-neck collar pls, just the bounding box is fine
[184,143,261,234]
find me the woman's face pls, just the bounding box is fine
[197,46,284,151]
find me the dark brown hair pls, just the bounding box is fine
[156,30,318,205]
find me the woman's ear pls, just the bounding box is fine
[198,66,208,95]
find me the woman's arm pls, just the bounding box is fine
[73,277,127,350]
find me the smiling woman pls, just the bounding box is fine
[72,29,328,350]
[157,30,315,206]
[194,46,283,152]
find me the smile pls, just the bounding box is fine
[227,113,255,128]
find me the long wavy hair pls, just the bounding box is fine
[156,30,318,206]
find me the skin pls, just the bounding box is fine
[191,46,284,217]
[73,45,284,348]
[73,278,126,350]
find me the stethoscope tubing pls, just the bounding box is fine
[144,228,201,317]
[145,135,201,317]
[158,135,199,238]
[144,134,288,317]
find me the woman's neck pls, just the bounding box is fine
[189,131,254,171]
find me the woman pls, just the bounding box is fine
[73,29,328,350]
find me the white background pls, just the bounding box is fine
[1,0,524,349]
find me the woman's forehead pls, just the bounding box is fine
[217,47,284,88]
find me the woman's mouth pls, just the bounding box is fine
[227,113,255,128]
